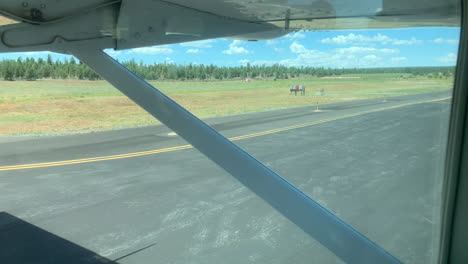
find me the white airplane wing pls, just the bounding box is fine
[0,0,460,52]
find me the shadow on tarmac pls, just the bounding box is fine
[0,212,117,264]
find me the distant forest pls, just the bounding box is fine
[0,54,456,81]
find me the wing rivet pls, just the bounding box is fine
[30,8,43,21]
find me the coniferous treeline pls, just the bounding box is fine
[0,54,456,81]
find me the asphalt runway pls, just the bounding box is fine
[0,91,452,264]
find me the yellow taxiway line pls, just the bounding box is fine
[0,97,451,171]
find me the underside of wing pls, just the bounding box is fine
[164,0,460,28]
[0,0,461,52]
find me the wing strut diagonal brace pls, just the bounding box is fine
[71,48,401,264]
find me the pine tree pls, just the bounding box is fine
[47,54,53,65]
[40,64,52,78]
[4,65,15,81]
[25,66,37,81]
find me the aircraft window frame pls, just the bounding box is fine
[439,0,468,263]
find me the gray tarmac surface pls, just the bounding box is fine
[0,91,452,264]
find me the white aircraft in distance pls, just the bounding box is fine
[0,1,465,264]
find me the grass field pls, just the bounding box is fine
[0,74,453,135]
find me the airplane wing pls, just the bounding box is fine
[0,0,460,53]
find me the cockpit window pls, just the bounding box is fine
[0,1,461,264]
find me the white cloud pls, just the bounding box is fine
[129,46,174,55]
[320,33,421,45]
[16,51,55,57]
[363,55,381,60]
[247,41,402,68]
[290,41,308,54]
[239,59,250,64]
[391,57,407,62]
[278,53,385,68]
[321,33,388,45]
[22,51,47,55]
[286,31,305,40]
[335,46,399,55]
[380,48,400,54]
[437,53,457,64]
[104,49,122,56]
[322,34,362,45]
[164,57,174,64]
[266,39,279,45]
[391,37,421,45]
[186,49,201,54]
[223,40,250,55]
[433,38,459,45]
[180,39,217,48]
[10,51,65,60]
[247,59,278,66]
[282,42,343,67]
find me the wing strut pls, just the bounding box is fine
[71,48,401,264]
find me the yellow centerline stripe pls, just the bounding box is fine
[0,97,451,171]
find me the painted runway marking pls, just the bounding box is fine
[0,97,451,171]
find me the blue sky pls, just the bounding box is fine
[0,27,460,68]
